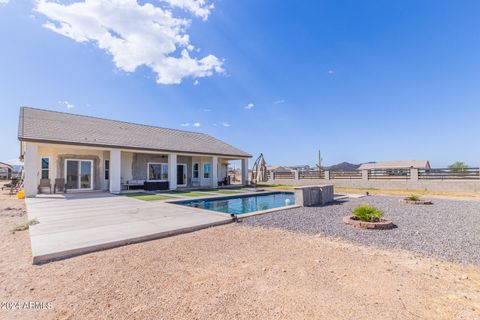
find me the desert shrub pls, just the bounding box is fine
[11,219,38,232]
[353,205,383,222]
[406,195,420,201]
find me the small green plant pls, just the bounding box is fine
[12,219,39,232]
[353,205,383,222]
[406,195,420,201]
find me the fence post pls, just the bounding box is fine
[410,168,418,181]
[324,170,330,180]
[294,170,300,181]
[362,169,369,181]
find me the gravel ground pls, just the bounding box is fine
[243,195,480,265]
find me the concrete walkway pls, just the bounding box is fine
[25,193,232,264]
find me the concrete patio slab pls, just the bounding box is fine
[25,193,232,264]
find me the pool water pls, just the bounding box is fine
[175,192,295,215]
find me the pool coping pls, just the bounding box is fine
[167,190,292,204]
[167,191,298,218]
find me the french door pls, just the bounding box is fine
[177,164,187,187]
[65,159,94,191]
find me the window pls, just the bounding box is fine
[41,157,49,179]
[148,163,169,181]
[193,163,199,178]
[104,160,110,180]
[203,163,211,179]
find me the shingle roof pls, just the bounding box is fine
[18,107,251,158]
[359,160,430,170]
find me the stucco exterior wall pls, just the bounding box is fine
[30,143,237,192]
[37,144,108,191]
[131,153,168,181]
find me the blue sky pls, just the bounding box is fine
[1,0,480,167]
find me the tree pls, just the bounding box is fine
[448,161,468,171]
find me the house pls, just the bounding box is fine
[0,162,13,180]
[266,166,293,173]
[18,107,251,197]
[358,160,431,170]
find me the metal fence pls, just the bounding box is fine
[267,167,480,181]
[419,168,480,180]
[299,170,324,179]
[368,168,411,179]
[330,171,362,179]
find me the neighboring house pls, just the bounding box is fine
[266,166,293,173]
[0,162,13,180]
[18,107,251,197]
[358,160,431,170]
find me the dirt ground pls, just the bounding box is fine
[0,189,479,320]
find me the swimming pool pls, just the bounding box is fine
[175,192,295,215]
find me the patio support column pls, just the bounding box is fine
[212,156,218,188]
[109,149,121,194]
[168,153,177,190]
[241,158,249,186]
[24,143,39,197]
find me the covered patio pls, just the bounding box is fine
[19,107,251,197]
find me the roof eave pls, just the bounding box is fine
[18,137,252,158]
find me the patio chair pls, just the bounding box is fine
[38,178,52,194]
[54,178,66,194]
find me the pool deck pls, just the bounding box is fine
[26,193,233,264]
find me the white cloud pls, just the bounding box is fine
[221,122,230,127]
[327,70,335,74]
[274,99,284,104]
[161,0,214,21]
[202,108,212,112]
[35,0,223,85]
[193,122,201,127]
[244,103,254,110]
[193,79,199,85]
[180,122,190,127]
[59,100,75,109]
[0,0,10,6]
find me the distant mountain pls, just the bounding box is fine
[324,162,359,171]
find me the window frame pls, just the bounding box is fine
[192,162,199,179]
[147,162,169,182]
[203,162,211,179]
[41,157,49,180]
[104,159,110,180]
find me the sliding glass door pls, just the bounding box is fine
[65,159,93,190]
